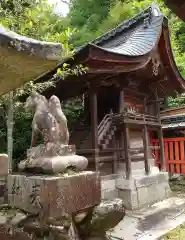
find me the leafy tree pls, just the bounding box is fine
[68,0,113,46]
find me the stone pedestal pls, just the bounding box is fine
[8,171,101,218]
[116,171,171,210]
[18,143,88,174]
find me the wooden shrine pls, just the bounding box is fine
[38,3,185,209]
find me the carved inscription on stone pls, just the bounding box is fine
[29,183,42,210]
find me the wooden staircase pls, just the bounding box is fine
[98,114,117,149]
[70,114,116,150]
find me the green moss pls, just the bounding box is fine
[160,222,185,240]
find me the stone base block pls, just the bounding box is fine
[27,144,76,159]
[8,171,101,218]
[116,172,171,210]
[101,176,118,200]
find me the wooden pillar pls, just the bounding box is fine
[90,88,99,172]
[143,125,150,174]
[158,126,166,171]
[155,88,165,171]
[119,89,124,113]
[112,134,118,174]
[119,88,125,161]
[144,96,148,114]
[155,88,160,118]
[123,123,131,179]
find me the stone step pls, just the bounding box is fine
[107,197,185,240]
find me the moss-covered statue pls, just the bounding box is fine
[25,91,69,147]
[18,91,88,174]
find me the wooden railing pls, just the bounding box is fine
[98,113,112,141]
[112,112,160,125]
[152,137,185,174]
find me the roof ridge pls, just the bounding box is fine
[92,5,152,46]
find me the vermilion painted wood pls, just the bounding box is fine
[164,142,169,172]
[151,137,185,175]
[180,141,185,174]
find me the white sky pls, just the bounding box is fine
[48,0,69,16]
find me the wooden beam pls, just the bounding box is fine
[123,87,147,97]
[143,125,150,175]
[90,87,99,172]
[123,123,131,179]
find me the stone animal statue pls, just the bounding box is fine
[49,95,69,145]
[25,91,68,147]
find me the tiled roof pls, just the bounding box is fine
[76,3,164,57]
[90,3,163,56]
[162,113,185,129]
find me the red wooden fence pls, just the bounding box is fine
[152,137,185,174]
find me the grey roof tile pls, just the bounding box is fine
[90,3,163,56]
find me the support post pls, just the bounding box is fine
[123,123,131,179]
[90,88,99,172]
[155,88,165,171]
[112,134,118,174]
[119,89,124,113]
[143,125,150,174]
[158,126,166,171]
[155,88,160,118]
[144,96,148,114]
[119,89,125,161]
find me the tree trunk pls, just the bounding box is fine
[7,91,14,174]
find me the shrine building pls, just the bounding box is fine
[38,3,185,209]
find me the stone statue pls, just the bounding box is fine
[25,91,69,147]
[19,91,88,174]
[49,95,69,145]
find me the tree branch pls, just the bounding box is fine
[60,0,70,6]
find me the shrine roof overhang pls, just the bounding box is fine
[0,24,62,96]
[161,106,185,119]
[161,106,185,130]
[37,3,185,100]
[165,0,185,21]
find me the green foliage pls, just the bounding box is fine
[68,0,113,46]
[55,63,88,79]
[63,97,84,131]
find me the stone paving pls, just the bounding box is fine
[107,197,185,240]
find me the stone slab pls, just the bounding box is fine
[116,172,171,210]
[8,171,101,218]
[116,172,169,190]
[107,197,185,240]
